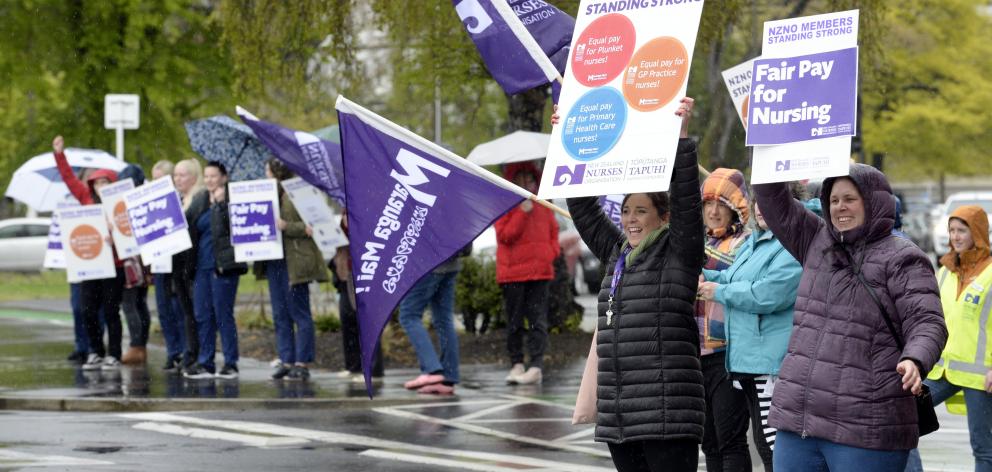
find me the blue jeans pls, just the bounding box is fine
[154,274,186,359]
[398,272,460,384]
[267,259,315,365]
[193,269,240,370]
[906,377,992,472]
[775,430,909,472]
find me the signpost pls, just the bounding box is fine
[104,94,140,161]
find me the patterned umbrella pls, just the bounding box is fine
[184,115,272,181]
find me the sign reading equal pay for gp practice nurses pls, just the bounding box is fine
[228,179,283,263]
[539,0,705,199]
[123,176,192,262]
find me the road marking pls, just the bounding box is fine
[131,422,310,448]
[359,450,528,472]
[120,413,613,471]
[469,418,573,424]
[553,427,596,443]
[452,400,520,422]
[0,450,113,467]
[388,399,507,410]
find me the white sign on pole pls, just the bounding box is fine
[58,205,117,282]
[228,179,283,263]
[123,176,192,262]
[281,177,348,259]
[539,0,705,198]
[98,178,141,258]
[749,10,858,185]
[722,58,756,128]
[104,93,140,161]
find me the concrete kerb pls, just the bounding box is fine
[0,395,453,413]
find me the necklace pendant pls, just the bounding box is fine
[606,309,613,326]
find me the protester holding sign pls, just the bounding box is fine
[495,161,560,386]
[149,160,187,373]
[116,163,152,366]
[562,98,704,472]
[264,159,327,382]
[182,161,247,380]
[171,158,206,371]
[754,165,947,470]
[696,168,753,471]
[52,135,126,371]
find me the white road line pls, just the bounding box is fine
[373,406,611,458]
[131,422,309,448]
[120,413,613,471]
[359,449,525,472]
[389,399,507,410]
[553,427,596,443]
[498,394,576,411]
[0,449,113,467]
[468,418,573,424]
[452,400,520,422]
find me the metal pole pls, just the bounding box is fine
[115,126,124,161]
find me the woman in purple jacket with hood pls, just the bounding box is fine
[754,163,947,471]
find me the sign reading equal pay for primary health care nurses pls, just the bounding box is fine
[229,179,283,263]
[123,176,192,262]
[539,0,704,199]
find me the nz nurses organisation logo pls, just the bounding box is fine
[622,36,689,112]
[571,14,636,87]
[113,201,133,237]
[69,224,103,260]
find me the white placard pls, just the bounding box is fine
[150,256,172,274]
[539,0,705,198]
[123,176,192,261]
[750,9,858,184]
[281,177,348,259]
[43,200,79,270]
[58,205,116,282]
[722,58,756,127]
[228,179,283,263]
[98,178,140,258]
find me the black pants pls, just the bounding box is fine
[122,285,150,347]
[173,267,199,366]
[701,352,751,472]
[739,375,775,471]
[608,438,699,472]
[80,269,125,359]
[501,280,549,369]
[337,278,383,376]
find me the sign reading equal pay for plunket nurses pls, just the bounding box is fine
[539,0,704,199]
[229,179,283,263]
[57,205,116,282]
[123,176,192,262]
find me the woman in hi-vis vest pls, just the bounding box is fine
[908,205,992,472]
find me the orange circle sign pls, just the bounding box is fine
[621,37,689,112]
[70,225,103,260]
[113,201,133,237]
[741,95,750,128]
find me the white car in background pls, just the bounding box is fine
[0,218,52,272]
[931,192,992,259]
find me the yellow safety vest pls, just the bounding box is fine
[928,263,992,393]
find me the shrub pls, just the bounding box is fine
[455,256,504,328]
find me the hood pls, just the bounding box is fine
[86,168,119,191]
[117,163,146,186]
[820,163,894,245]
[701,168,750,225]
[939,205,991,271]
[503,161,542,188]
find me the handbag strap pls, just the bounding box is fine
[841,247,905,350]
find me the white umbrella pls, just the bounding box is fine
[5,148,127,211]
[467,130,551,166]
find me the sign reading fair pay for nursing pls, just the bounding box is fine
[540,0,704,199]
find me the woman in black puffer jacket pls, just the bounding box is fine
[563,98,705,472]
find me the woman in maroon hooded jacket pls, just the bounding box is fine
[754,164,947,471]
[52,135,126,371]
[495,162,560,385]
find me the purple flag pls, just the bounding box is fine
[336,96,526,396]
[455,0,574,94]
[236,107,345,206]
[598,194,624,230]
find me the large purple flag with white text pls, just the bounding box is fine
[236,107,345,206]
[455,0,574,94]
[336,97,527,396]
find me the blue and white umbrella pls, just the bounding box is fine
[184,115,272,182]
[5,148,127,211]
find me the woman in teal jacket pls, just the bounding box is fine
[697,183,805,471]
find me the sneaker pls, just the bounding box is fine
[505,363,525,384]
[334,369,353,378]
[417,383,455,395]
[162,356,181,374]
[183,363,215,379]
[403,373,445,390]
[67,351,87,363]
[101,356,121,371]
[272,364,292,380]
[216,364,239,380]
[512,367,542,385]
[287,366,310,382]
[82,354,103,371]
[349,373,383,385]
